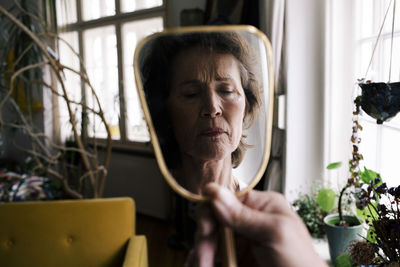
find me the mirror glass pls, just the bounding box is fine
[134,26,274,201]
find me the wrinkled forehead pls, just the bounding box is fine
[171,47,241,85]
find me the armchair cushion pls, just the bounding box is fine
[123,235,148,267]
[0,197,148,267]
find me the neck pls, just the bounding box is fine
[176,155,236,194]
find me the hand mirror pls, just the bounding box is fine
[134,25,274,202]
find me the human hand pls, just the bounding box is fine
[184,205,218,267]
[192,183,328,267]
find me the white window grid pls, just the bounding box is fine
[57,0,165,147]
[355,0,400,187]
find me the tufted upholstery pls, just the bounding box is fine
[0,197,148,267]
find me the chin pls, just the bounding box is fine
[193,146,234,162]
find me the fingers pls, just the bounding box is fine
[241,189,293,216]
[184,205,218,267]
[203,183,243,225]
[196,205,216,236]
[194,234,217,267]
[203,183,294,241]
[202,183,328,267]
[185,235,217,267]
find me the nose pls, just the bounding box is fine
[201,91,222,118]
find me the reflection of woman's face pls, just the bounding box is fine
[167,47,246,163]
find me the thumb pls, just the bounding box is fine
[203,183,245,225]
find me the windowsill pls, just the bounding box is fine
[87,138,155,157]
[312,238,332,266]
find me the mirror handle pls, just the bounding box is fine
[221,226,237,267]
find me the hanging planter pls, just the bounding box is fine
[357,0,400,124]
[358,82,400,124]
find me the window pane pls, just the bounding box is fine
[380,126,400,187]
[358,119,378,170]
[58,32,81,141]
[356,41,374,79]
[122,17,163,142]
[121,0,163,13]
[83,26,119,139]
[382,0,399,34]
[356,0,374,39]
[382,36,400,82]
[82,0,115,21]
[56,0,77,26]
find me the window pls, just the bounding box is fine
[56,0,164,144]
[355,0,400,187]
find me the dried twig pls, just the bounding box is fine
[0,5,112,198]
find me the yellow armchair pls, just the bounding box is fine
[0,197,148,267]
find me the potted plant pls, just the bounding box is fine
[358,81,400,124]
[320,94,367,264]
[320,163,363,265]
[323,85,400,266]
[322,168,386,266]
[346,181,400,266]
[292,192,330,239]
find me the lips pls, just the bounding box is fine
[200,127,226,137]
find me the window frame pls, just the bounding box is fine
[354,0,400,187]
[58,0,167,153]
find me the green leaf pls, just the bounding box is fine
[360,167,381,184]
[327,162,342,170]
[335,253,354,267]
[356,206,365,220]
[317,189,336,212]
[357,202,378,221]
[366,226,377,244]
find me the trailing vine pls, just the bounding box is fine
[338,95,363,225]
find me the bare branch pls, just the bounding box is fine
[0,5,112,198]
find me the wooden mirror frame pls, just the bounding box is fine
[134,25,274,202]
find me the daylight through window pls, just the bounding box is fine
[56,0,164,143]
[355,0,400,187]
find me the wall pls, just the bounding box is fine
[284,0,356,201]
[168,0,207,27]
[284,0,326,201]
[102,151,171,219]
[323,0,355,187]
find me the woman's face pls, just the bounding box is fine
[167,47,246,163]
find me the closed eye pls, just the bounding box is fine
[182,91,199,98]
[218,84,235,95]
[176,80,203,98]
[180,86,201,98]
[220,89,233,94]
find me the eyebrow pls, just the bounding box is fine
[177,76,237,88]
[215,76,235,83]
[178,79,202,87]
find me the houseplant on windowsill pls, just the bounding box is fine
[324,85,400,265]
[348,182,400,267]
[323,97,366,264]
[323,165,383,266]
[292,191,331,239]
